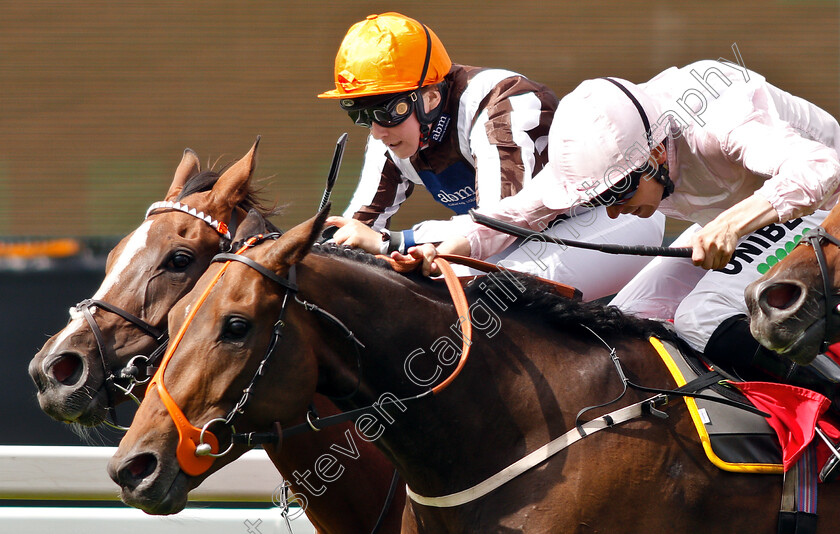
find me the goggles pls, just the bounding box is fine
[585,161,673,209]
[344,92,417,128]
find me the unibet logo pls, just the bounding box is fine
[717,218,806,275]
[755,228,809,274]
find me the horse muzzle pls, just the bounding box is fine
[29,349,107,424]
[746,277,823,364]
[108,449,190,515]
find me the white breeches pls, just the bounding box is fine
[458,206,666,302]
[612,211,829,352]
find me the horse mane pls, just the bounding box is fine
[310,243,673,342]
[495,275,674,341]
[176,166,283,220]
[312,242,399,269]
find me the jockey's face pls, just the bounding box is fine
[370,112,422,159]
[369,88,442,160]
[606,143,668,219]
[605,175,664,219]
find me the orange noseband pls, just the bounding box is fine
[147,237,258,476]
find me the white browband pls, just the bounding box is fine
[145,201,231,240]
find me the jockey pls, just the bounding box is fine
[407,61,840,402]
[318,12,665,301]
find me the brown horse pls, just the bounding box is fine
[746,207,840,365]
[28,141,404,533]
[107,209,840,533]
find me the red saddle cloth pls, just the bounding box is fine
[736,381,840,473]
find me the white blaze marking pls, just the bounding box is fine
[50,315,86,355]
[44,220,154,364]
[93,220,153,300]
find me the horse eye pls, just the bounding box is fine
[222,317,250,341]
[166,251,193,270]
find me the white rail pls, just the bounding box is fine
[0,445,315,533]
[0,507,315,534]
[0,445,279,500]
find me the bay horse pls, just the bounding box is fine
[746,205,840,365]
[108,208,840,532]
[28,140,404,533]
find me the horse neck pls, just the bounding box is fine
[294,252,627,498]
[297,251,456,395]
[294,253,676,501]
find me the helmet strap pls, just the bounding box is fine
[600,78,673,199]
[413,22,435,147]
[415,82,449,146]
[416,24,433,90]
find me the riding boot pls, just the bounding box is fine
[705,315,840,482]
[704,315,840,410]
[704,314,792,381]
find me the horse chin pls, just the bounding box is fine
[119,464,191,516]
[752,317,825,366]
[36,381,111,426]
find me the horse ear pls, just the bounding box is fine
[263,205,331,273]
[210,137,260,211]
[232,209,270,242]
[164,148,201,201]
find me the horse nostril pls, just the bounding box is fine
[50,353,84,386]
[117,454,157,491]
[762,283,802,311]
[31,371,47,393]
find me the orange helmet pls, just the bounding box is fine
[318,13,452,100]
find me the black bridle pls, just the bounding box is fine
[189,236,298,459]
[800,226,840,352]
[74,298,167,429]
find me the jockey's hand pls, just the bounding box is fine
[392,243,440,276]
[690,219,739,270]
[325,216,381,254]
[690,194,779,270]
[391,237,471,277]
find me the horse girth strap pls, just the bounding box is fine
[405,395,668,508]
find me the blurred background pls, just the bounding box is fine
[0,1,838,442]
[1,0,838,238]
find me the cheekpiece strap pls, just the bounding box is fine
[145,201,231,240]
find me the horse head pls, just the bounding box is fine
[107,208,329,515]
[746,208,840,364]
[28,139,271,426]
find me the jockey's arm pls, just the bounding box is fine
[690,194,778,270]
